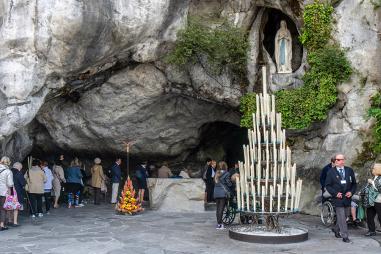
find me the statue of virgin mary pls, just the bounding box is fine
[274,20,292,74]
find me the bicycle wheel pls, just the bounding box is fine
[222,201,236,225]
[321,201,335,227]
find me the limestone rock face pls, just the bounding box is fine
[0,0,191,159]
[147,178,205,213]
[36,64,240,157]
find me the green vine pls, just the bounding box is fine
[276,45,352,129]
[240,1,352,129]
[370,0,381,9]
[368,92,381,153]
[239,93,256,128]
[166,18,249,81]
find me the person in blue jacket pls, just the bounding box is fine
[111,158,122,204]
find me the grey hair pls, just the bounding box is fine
[13,162,22,170]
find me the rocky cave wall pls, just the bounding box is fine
[0,0,380,213]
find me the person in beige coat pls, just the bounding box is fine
[158,162,173,178]
[91,158,105,205]
[52,159,66,208]
[25,159,46,217]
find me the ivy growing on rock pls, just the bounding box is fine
[240,1,352,129]
[368,93,381,153]
[299,1,334,51]
[276,45,352,129]
[239,93,256,128]
[166,18,249,80]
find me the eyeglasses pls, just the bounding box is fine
[335,159,345,161]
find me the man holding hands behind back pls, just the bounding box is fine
[325,154,357,243]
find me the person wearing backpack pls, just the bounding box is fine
[213,161,230,230]
[365,163,381,236]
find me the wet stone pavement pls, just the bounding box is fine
[0,204,380,254]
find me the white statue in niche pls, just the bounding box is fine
[274,20,292,73]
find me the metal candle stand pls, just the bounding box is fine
[229,67,307,244]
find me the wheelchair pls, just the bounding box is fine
[320,192,360,227]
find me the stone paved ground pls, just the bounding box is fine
[0,204,380,254]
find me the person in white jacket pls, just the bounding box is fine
[0,156,14,230]
[42,161,54,214]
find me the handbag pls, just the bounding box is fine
[3,188,21,210]
[100,180,107,193]
[357,205,365,220]
[360,183,379,208]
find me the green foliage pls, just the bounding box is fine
[166,19,249,79]
[371,0,381,9]
[276,45,352,129]
[239,93,256,128]
[368,92,381,153]
[299,0,334,51]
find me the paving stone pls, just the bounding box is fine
[0,204,379,253]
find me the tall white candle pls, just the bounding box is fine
[246,183,250,211]
[280,162,284,196]
[253,186,256,212]
[285,183,289,211]
[262,66,267,95]
[260,95,265,128]
[251,182,255,211]
[265,142,269,195]
[257,162,261,197]
[276,113,281,143]
[262,186,265,213]
[277,184,281,212]
[239,162,245,210]
[269,185,273,213]
[256,94,260,126]
[236,175,241,210]
[271,95,275,127]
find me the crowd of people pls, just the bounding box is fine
[1,150,381,243]
[0,154,133,231]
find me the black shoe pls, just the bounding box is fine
[331,228,341,238]
[0,227,9,231]
[365,231,376,236]
[342,237,351,243]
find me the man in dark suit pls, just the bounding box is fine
[325,154,357,243]
[320,156,336,203]
[110,158,122,204]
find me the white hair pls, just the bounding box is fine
[13,162,22,170]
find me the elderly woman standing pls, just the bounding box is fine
[26,159,46,218]
[91,158,105,205]
[11,162,25,226]
[52,159,66,208]
[365,163,381,236]
[0,156,14,230]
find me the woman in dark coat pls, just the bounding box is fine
[11,162,25,226]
